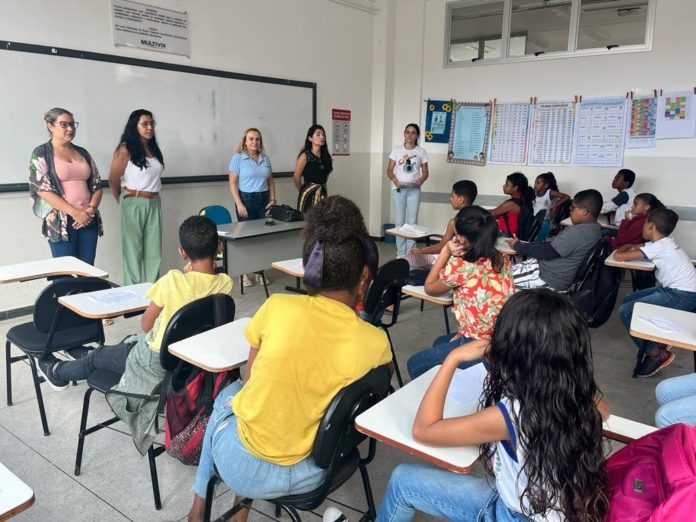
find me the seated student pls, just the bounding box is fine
[406,206,514,380]
[533,171,569,240]
[615,207,696,377]
[36,216,233,454]
[489,172,534,238]
[402,180,478,270]
[507,189,602,291]
[655,373,696,428]
[377,290,609,522]
[610,192,664,250]
[187,195,393,522]
[601,168,636,227]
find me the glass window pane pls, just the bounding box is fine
[449,1,504,62]
[578,0,649,50]
[510,0,571,56]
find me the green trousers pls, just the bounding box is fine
[120,194,162,285]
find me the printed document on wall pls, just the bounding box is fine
[626,96,657,149]
[656,91,696,139]
[447,102,491,166]
[572,97,628,167]
[527,101,576,166]
[488,103,531,165]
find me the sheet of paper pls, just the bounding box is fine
[638,315,685,333]
[447,363,487,404]
[401,223,431,236]
[656,91,696,140]
[89,290,143,306]
[217,230,230,236]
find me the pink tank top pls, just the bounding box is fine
[55,157,91,210]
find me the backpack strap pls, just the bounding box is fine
[195,371,216,415]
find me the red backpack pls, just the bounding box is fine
[606,423,696,521]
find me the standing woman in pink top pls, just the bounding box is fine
[28,108,103,264]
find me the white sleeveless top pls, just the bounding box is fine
[122,157,163,193]
[532,189,553,216]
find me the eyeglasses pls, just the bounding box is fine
[54,121,79,129]
[139,121,157,128]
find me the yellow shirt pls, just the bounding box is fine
[145,269,233,352]
[233,294,392,465]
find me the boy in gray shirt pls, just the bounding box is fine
[507,189,602,291]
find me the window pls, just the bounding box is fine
[446,0,654,66]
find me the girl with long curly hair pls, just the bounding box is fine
[378,289,609,522]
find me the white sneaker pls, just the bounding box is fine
[242,274,255,287]
[322,507,347,522]
[255,273,270,285]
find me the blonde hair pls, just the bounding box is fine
[44,107,73,136]
[235,128,264,154]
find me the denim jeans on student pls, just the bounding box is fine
[655,373,696,428]
[376,463,529,522]
[193,380,326,499]
[237,190,270,221]
[407,333,483,380]
[392,188,421,257]
[618,286,696,354]
[48,215,98,265]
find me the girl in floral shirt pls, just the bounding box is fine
[406,206,515,379]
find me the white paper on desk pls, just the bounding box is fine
[401,223,430,235]
[289,259,304,271]
[447,363,487,404]
[89,290,141,306]
[638,315,685,333]
[217,230,229,236]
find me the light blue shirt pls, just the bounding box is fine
[229,152,272,193]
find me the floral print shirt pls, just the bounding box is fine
[28,141,102,242]
[440,255,515,340]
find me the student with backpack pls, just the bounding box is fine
[187,196,393,522]
[406,206,515,379]
[490,172,535,240]
[615,207,696,377]
[507,189,602,291]
[378,290,609,522]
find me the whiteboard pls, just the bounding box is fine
[0,42,315,190]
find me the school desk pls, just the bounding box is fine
[495,237,518,256]
[602,415,658,445]
[168,317,252,372]
[0,462,34,521]
[385,225,444,244]
[355,365,480,473]
[401,284,453,334]
[604,251,655,271]
[271,257,305,293]
[217,219,304,277]
[0,256,108,284]
[58,283,152,319]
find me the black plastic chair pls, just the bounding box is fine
[200,205,270,298]
[549,199,571,236]
[5,276,111,436]
[566,240,605,297]
[528,209,547,243]
[73,293,236,510]
[362,259,409,387]
[203,365,392,522]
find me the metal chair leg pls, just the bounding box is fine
[28,356,50,436]
[257,271,270,298]
[358,462,378,521]
[75,387,95,475]
[275,504,282,518]
[240,275,245,295]
[203,474,219,522]
[5,340,12,406]
[442,305,451,335]
[383,328,403,387]
[148,445,162,510]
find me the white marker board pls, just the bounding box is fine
[0,41,315,191]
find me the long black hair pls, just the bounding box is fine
[507,172,534,207]
[536,172,559,192]
[298,124,333,173]
[480,290,608,521]
[116,109,164,169]
[454,206,503,273]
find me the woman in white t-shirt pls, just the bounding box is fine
[386,123,430,257]
[108,109,164,285]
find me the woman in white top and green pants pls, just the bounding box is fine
[108,109,164,285]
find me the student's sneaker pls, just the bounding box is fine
[255,273,270,285]
[242,274,255,287]
[322,507,348,522]
[35,357,69,391]
[636,348,675,378]
[65,345,93,360]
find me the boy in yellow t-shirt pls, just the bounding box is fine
[37,215,233,454]
[188,196,393,522]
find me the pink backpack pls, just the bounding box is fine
[606,423,696,521]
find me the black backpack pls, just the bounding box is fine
[502,197,535,241]
[571,241,621,328]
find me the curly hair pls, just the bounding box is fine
[302,195,369,294]
[479,289,608,521]
[115,109,164,170]
[179,215,218,261]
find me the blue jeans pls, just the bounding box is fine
[377,463,529,521]
[193,380,326,499]
[48,215,98,265]
[618,286,696,354]
[237,190,269,221]
[655,373,696,428]
[407,333,481,380]
[392,188,421,257]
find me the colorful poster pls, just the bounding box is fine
[527,101,576,166]
[331,109,351,156]
[447,102,491,166]
[572,97,627,167]
[626,96,657,149]
[488,103,531,165]
[424,100,453,143]
[656,91,696,139]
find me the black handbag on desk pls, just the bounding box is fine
[269,204,304,222]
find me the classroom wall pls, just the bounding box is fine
[0,0,378,311]
[386,0,696,255]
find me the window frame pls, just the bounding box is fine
[444,0,656,67]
